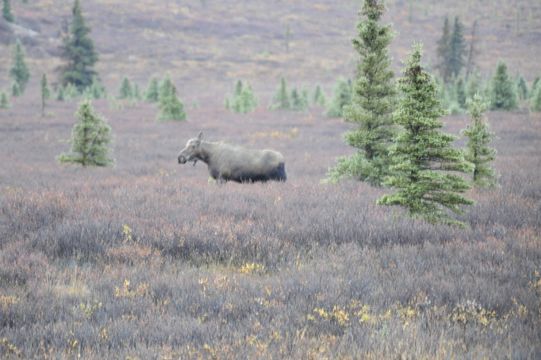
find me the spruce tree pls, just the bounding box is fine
[455,78,467,109]
[448,17,467,79]
[10,40,30,94]
[118,77,133,99]
[157,81,186,121]
[466,72,482,100]
[58,101,113,167]
[378,45,473,226]
[238,84,257,113]
[271,77,291,110]
[41,74,50,116]
[489,61,518,110]
[2,0,13,22]
[516,76,528,101]
[60,0,98,91]
[0,91,9,109]
[290,88,303,111]
[436,16,452,82]
[144,77,159,103]
[326,78,352,118]
[327,0,395,186]
[158,76,173,102]
[11,82,20,97]
[531,85,541,112]
[313,85,326,106]
[463,94,497,187]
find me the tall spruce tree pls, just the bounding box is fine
[271,77,291,110]
[2,0,14,22]
[60,0,98,90]
[448,17,467,79]
[41,74,50,116]
[436,17,452,82]
[489,61,518,110]
[10,40,30,94]
[463,94,497,187]
[327,0,395,186]
[378,45,473,226]
[58,101,113,167]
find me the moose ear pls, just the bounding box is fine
[197,131,203,140]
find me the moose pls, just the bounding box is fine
[177,132,287,183]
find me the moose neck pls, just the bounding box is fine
[196,141,217,164]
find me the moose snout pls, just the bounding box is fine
[178,155,186,164]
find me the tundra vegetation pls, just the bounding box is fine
[1,0,541,358]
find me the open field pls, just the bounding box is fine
[1,0,541,358]
[1,94,541,357]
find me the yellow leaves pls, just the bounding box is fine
[0,295,19,310]
[122,224,133,242]
[114,279,149,298]
[450,300,496,328]
[0,338,22,357]
[312,306,350,327]
[238,262,265,275]
[78,300,102,319]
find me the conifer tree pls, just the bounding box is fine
[466,72,482,100]
[531,85,541,112]
[58,101,113,167]
[133,84,141,101]
[489,61,518,110]
[290,88,303,111]
[436,16,452,82]
[2,0,13,22]
[463,94,497,187]
[531,77,540,97]
[238,84,257,113]
[326,78,352,118]
[144,77,159,103]
[118,77,133,99]
[60,0,98,90]
[378,45,473,226]
[11,82,20,97]
[158,76,173,102]
[271,77,291,110]
[455,78,467,109]
[10,40,30,94]
[0,91,9,109]
[88,76,106,99]
[516,76,528,101]
[313,85,326,106]
[448,17,467,79]
[158,81,186,121]
[327,0,395,186]
[41,74,50,116]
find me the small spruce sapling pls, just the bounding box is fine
[58,100,113,167]
[41,74,51,116]
[463,94,497,188]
